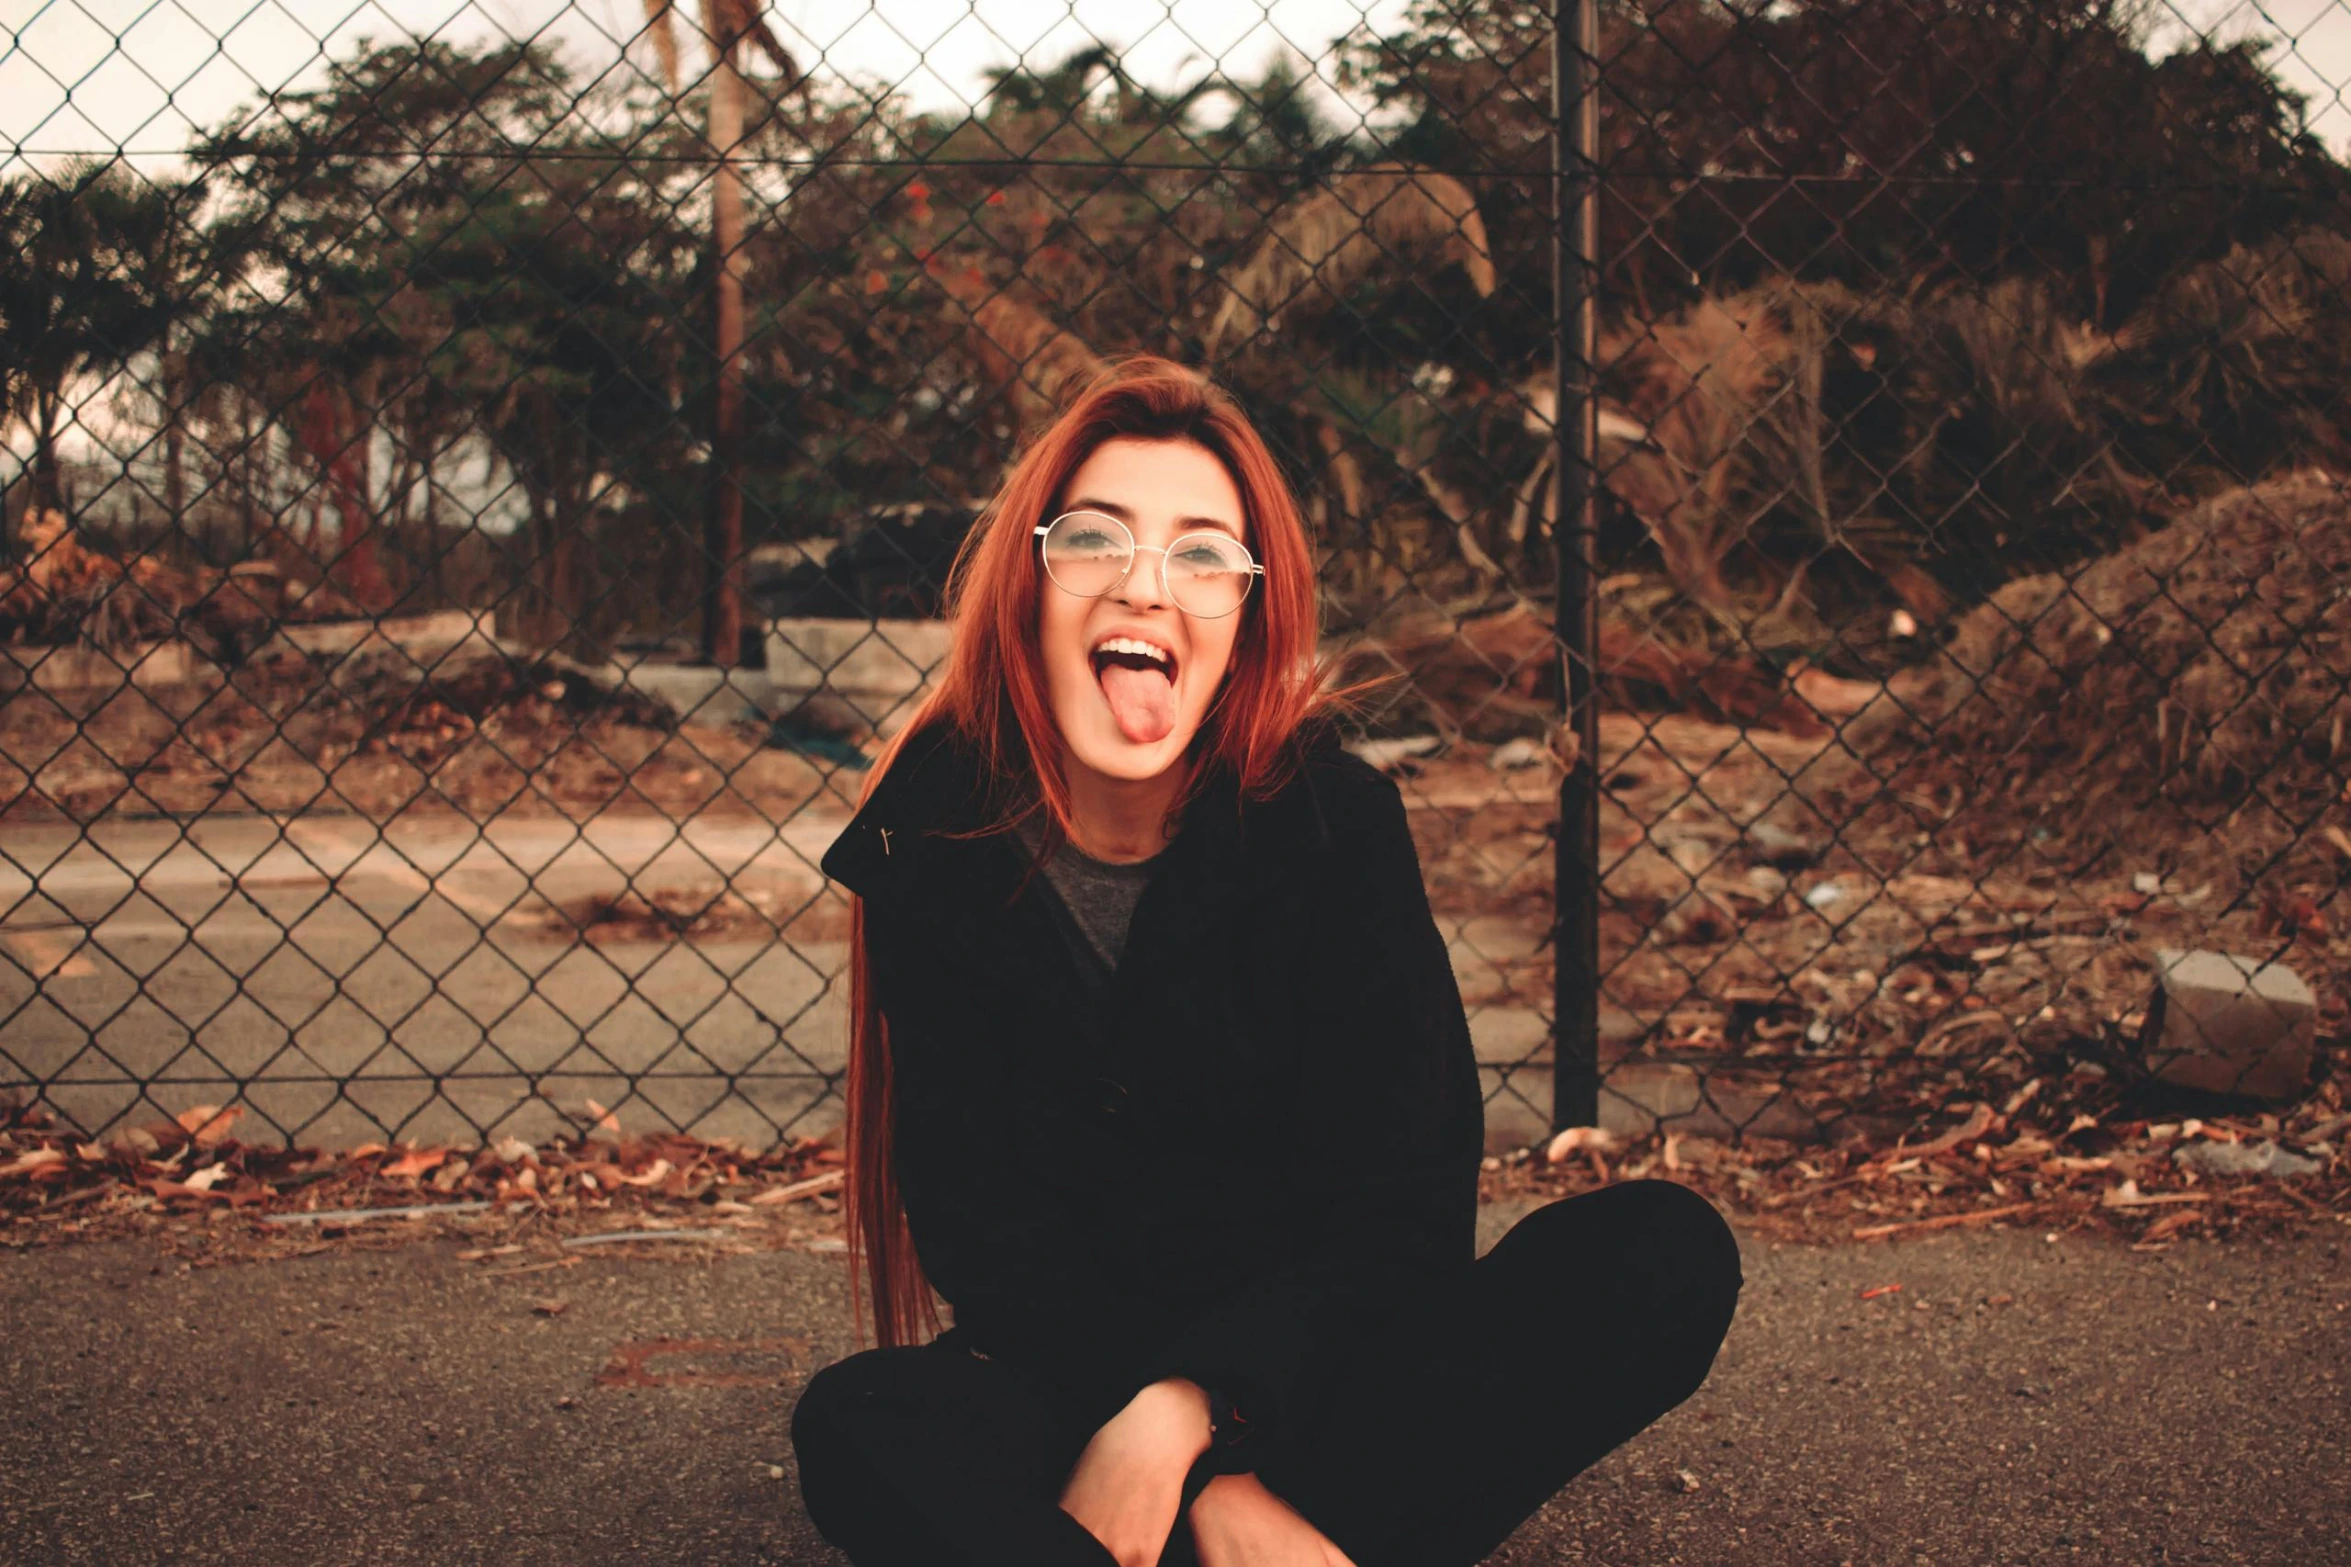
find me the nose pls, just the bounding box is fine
[1112,544,1170,611]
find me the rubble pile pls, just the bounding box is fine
[0,645,828,823]
[1848,470,2351,889]
[1339,598,1843,743]
[0,510,360,662]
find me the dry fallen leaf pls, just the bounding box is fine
[584,1099,623,1138]
[383,1148,448,1180]
[0,1148,67,1179]
[181,1164,231,1193]
[618,1158,673,1188]
[749,1170,844,1206]
[1902,1102,1996,1159]
[111,1126,161,1158]
[176,1105,243,1148]
[1545,1126,1619,1164]
[2101,1179,2210,1210]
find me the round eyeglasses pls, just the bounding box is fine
[1034,511,1263,619]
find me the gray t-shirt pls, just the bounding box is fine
[1012,816,1161,973]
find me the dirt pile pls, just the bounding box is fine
[1339,598,1844,742]
[0,645,829,824]
[1847,470,2351,886]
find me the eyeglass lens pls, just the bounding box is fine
[1040,513,1256,617]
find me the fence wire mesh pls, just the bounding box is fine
[0,0,2345,1160]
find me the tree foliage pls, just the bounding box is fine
[2,2,2347,659]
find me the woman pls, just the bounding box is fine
[790,358,1742,1567]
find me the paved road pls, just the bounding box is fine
[0,811,858,1148]
[3,1201,2344,1565]
[0,805,1573,1153]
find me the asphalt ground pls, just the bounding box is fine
[3,1197,2346,1567]
[0,812,855,1149]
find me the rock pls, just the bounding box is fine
[1345,734,1443,772]
[2172,1140,2323,1179]
[1489,737,1549,770]
[2139,948,2316,1101]
[1655,891,1740,946]
[1545,1125,1619,1164]
[1745,820,1825,868]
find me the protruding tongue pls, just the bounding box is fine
[1099,663,1176,745]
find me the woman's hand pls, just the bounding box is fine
[1189,1472,1361,1567]
[1058,1378,1212,1567]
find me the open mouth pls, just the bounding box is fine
[1090,635,1179,745]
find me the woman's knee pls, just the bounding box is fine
[791,1346,939,1478]
[791,1355,863,1453]
[1497,1177,1744,1327]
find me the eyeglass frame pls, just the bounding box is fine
[1031,510,1265,619]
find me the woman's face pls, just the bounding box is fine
[1038,436,1250,785]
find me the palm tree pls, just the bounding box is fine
[640,1,799,668]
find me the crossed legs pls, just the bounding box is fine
[790,1179,1743,1567]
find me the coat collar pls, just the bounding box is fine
[819,718,1345,925]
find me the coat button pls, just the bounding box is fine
[1088,1077,1130,1121]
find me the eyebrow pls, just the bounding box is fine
[1065,496,1243,540]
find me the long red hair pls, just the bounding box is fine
[842,356,1331,1349]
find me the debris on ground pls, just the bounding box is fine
[1399,707,2347,1153]
[0,509,360,662]
[2173,1139,2326,1180]
[0,644,833,824]
[1847,468,2351,892]
[1478,1084,2348,1247]
[537,883,849,947]
[1337,598,1842,743]
[5,1090,2343,1264]
[0,1098,849,1262]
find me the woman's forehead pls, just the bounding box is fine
[1063,438,1246,536]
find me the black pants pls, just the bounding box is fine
[790,1179,1742,1567]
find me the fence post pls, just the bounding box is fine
[1552,0,1602,1134]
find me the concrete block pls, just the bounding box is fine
[1,638,208,691]
[1478,1055,1846,1151]
[1470,1006,1550,1066]
[610,662,783,727]
[2140,948,2316,1101]
[1595,1062,1823,1141]
[765,618,952,735]
[766,618,950,694]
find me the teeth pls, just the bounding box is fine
[1094,637,1169,664]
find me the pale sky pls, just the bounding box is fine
[2152,1,2351,145]
[9,2,2351,178]
[0,0,1418,177]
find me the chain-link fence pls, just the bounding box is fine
[1,0,2345,1157]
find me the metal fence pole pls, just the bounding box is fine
[1552,0,1601,1134]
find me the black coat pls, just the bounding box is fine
[819,718,1484,1465]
